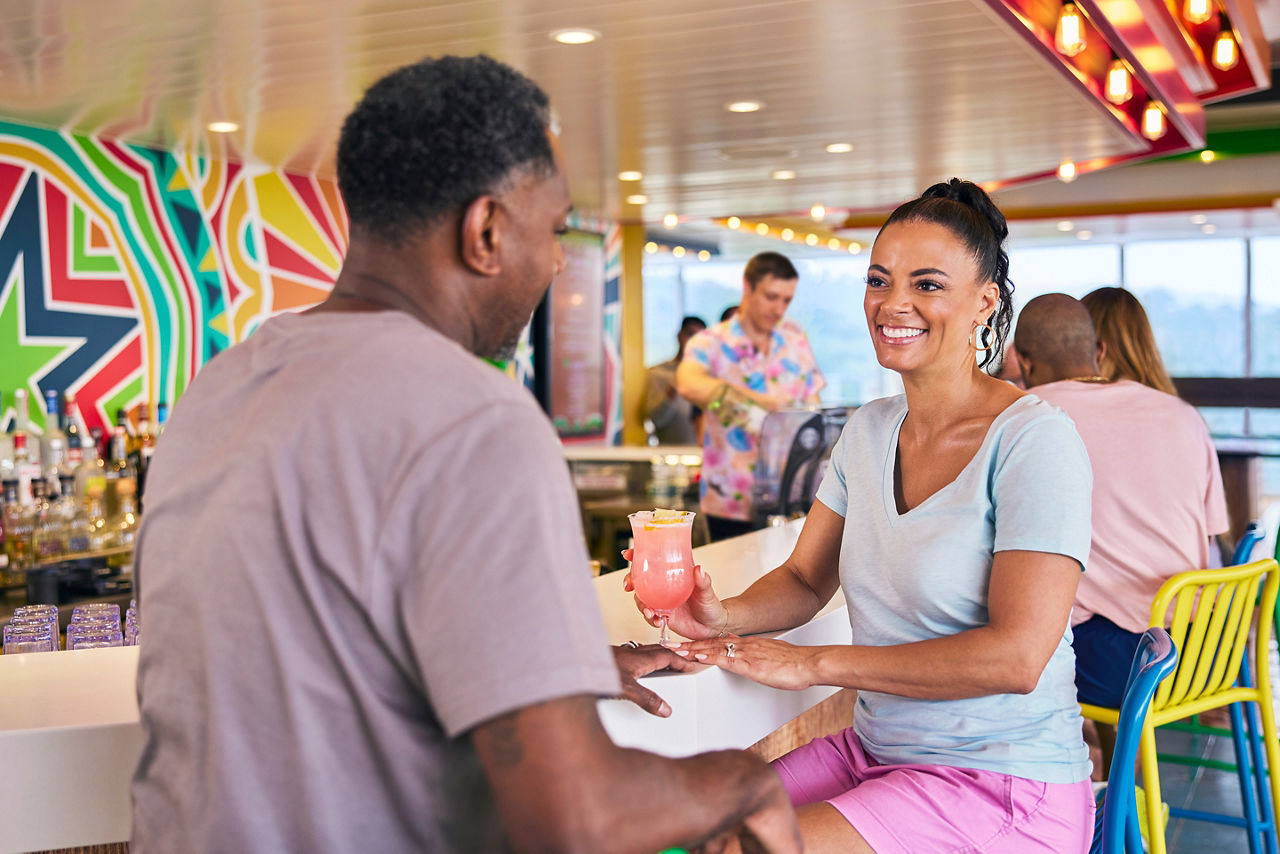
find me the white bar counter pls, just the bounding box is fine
[0,519,849,852]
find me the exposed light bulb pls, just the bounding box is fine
[810,203,826,220]
[1200,150,1216,163]
[1142,101,1167,141]
[1057,161,1077,183]
[727,216,741,229]
[1106,58,1133,105]
[1182,0,1213,26]
[1055,3,1087,57]
[1212,24,1239,70]
[780,228,795,241]
[663,212,679,228]
[755,222,770,236]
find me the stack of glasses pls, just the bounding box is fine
[2,603,59,653]
[65,603,124,650]
[124,598,139,646]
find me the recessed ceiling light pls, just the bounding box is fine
[780,228,795,241]
[697,250,711,261]
[1201,223,1218,234]
[726,216,741,229]
[208,121,239,133]
[805,233,819,246]
[825,143,854,154]
[1199,150,1216,163]
[1057,220,1075,232]
[726,100,764,113]
[644,241,658,254]
[848,242,862,254]
[755,223,770,236]
[672,246,686,258]
[1077,229,1093,240]
[771,170,796,181]
[1190,214,1208,224]
[550,28,600,45]
[663,212,679,228]
[1057,161,1077,183]
[827,237,841,250]
[625,194,648,205]
[618,170,643,181]
[810,203,826,220]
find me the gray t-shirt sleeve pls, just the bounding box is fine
[396,402,622,737]
[816,421,852,517]
[991,411,1093,571]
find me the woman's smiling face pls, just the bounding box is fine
[863,219,999,377]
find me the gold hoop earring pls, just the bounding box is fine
[971,323,994,352]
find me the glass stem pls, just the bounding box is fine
[659,614,670,646]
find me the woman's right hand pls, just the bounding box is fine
[622,549,731,641]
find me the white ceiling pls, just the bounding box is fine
[0,0,1156,223]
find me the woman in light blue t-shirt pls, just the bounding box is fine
[654,180,1096,853]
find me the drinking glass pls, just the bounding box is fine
[66,622,124,650]
[4,622,57,654]
[627,510,697,647]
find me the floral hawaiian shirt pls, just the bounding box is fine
[684,317,825,521]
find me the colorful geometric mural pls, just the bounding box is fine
[0,120,348,437]
[0,119,623,445]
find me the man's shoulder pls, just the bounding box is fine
[776,317,810,338]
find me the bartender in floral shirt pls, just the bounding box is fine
[677,252,824,539]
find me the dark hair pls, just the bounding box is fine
[743,252,799,288]
[720,305,739,323]
[337,55,556,244]
[679,315,707,335]
[880,178,1015,369]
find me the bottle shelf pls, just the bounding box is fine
[20,545,134,573]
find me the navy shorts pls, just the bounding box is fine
[1073,614,1144,708]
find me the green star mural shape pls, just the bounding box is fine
[0,262,78,433]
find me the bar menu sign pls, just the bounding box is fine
[549,229,605,438]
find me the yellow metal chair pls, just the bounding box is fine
[1080,558,1280,854]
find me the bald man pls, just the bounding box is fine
[1014,293,1227,708]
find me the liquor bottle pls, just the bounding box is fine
[75,429,107,502]
[62,474,91,554]
[104,425,134,518]
[0,478,13,581]
[0,390,13,482]
[83,482,110,552]
[12,431,41,506]
[107,478,139,550]
[13,388,40,468]
[64,392,86,469]
[32,479,67,563]
[40,389,68,484]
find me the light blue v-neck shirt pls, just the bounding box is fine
[816,393,1093,784]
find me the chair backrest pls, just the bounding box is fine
[1093,627,1179,854]
[1148,559,1280,712]
[1231,522,1262,565]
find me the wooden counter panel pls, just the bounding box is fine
[748,688,857,763]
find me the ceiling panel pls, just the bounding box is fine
[0,0,1146,220]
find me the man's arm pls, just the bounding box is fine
[471,695,800,854]
[676,359,779,412]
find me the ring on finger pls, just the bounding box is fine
[725,642,736,659]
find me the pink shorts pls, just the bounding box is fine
[773,727,1094,853]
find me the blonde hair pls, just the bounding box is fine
[1081,287,1177,396]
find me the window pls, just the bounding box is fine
[1251,237,1280,377]
[1123,239,1247,377]
[1007,244,1121,310]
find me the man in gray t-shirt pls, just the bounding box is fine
[130,55,798,853]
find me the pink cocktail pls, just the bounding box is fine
[628,510,696,646]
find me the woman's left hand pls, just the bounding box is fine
[677,635,817,691]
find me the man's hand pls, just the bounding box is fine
[613,643,701,717]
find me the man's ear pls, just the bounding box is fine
[1096,340,1107,365]
[459,195,502,276]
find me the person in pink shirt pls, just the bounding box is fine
[677,252,825,540]
[1014,292,1228,708]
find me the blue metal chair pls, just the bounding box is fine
[1093,627,1179,854]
